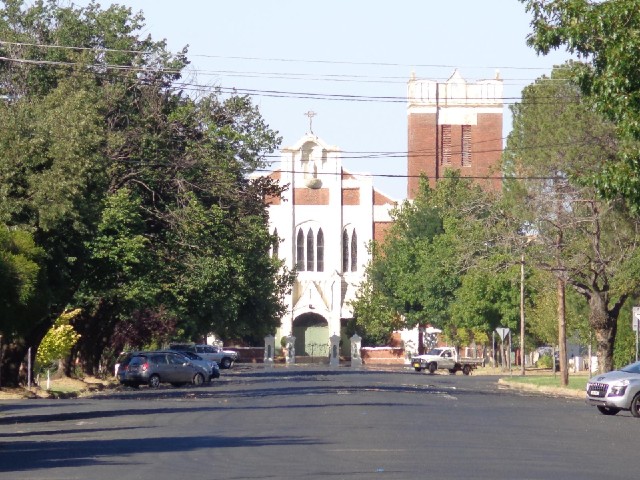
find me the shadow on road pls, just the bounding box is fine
[0,434,323,473]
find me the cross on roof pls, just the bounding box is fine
[304,110,316,134]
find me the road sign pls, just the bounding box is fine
[495,327,510,341]
[633,307,640,332]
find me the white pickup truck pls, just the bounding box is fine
[411,346,484,375]
[170,343,238,369]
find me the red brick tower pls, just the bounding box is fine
[407,70,503,199]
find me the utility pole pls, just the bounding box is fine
[520,253,526,376]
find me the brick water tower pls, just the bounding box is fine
[407,70,503,199]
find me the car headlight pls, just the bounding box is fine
[608,380,630,397]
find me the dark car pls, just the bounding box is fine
[117,351,206,388]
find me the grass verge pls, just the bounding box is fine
[504,375,587,391]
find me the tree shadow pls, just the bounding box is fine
[0,434,323,473]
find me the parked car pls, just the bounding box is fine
[170,343,238,369]
[117,351,206,388]
[177,350,220,380]
[585,360,640,417]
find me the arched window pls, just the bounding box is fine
[306,229,315,271]
[317,229,324,272]
[296,229,305,271]
[350,230,358,271]
[342,229,349,273]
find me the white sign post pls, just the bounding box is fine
[495,328,510,370]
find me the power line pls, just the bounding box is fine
[0,40,576,89]
[0,55,584,107]
[0,40,567,72]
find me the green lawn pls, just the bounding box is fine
[504,374,588,391]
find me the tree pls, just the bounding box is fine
[352,172,514,346]
[503,65,640,373]
[0,226,48,383]
[36,309,81,376]
[0,1,292,383]
[520,0,640,207]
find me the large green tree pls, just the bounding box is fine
[503,65,640,372]
[352,172,516,347]
[520,0,640,207]
[0,0,291,384]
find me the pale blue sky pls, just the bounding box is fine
[72,1,571,199]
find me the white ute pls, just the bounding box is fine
[411,346,483,375]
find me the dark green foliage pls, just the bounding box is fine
[521,0,640,208]
[352,171,517,346]
[0,0,292,383]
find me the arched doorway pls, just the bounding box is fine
[293,313,329,360]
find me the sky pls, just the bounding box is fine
[71,0,573,200]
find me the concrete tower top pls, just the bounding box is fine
[407,70,503,111]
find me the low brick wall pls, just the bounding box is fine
[226,347,265,363]
[227,346,410,365]
[361,347,405,365]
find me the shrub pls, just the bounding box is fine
[537,354,553,369]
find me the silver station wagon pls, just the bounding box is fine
[586,360,640,417]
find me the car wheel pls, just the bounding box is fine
[220,357,233,369]
[462,365,472,376]
[448,369,457,375]
[630,394,640,418]
[193,372,205,386]
[428,362,437,374]
[148,374,161,389]
[596,405,621,416]
[414,367,422,372]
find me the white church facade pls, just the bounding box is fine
[264,132,396,358]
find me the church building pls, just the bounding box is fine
[265,128,396,358]
[263,70,503,359]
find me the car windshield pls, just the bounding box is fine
[427,348,443,355]
[620,361,640,374]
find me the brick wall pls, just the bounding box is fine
[294,188,330,205]
[407,112,503,198]
[226,347,265,363]
[373,221,392,244]
[360,347,405,365]
[342,188,360,205]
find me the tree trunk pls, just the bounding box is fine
[0,317,53,387]
[71,299,119,376]
[590,292,617,373]
[558,278,568,385]
[0,341,27,387]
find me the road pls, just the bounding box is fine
[1,365,639,479]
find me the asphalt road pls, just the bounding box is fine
[1,365,639,480]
